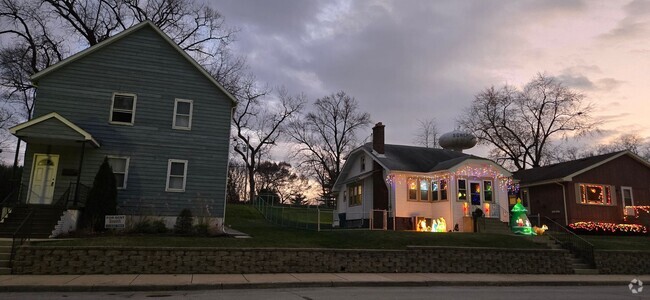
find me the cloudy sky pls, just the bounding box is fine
[213,0,650,158]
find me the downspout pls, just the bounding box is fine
[554,182,568,225]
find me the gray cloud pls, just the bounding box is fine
[212,0,634,155]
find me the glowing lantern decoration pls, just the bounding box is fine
[510,199,534,235]
[463,202,469,217]
[484,203,490,216]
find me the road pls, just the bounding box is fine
[1,286,648,300]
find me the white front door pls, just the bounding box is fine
[28,154,59,204]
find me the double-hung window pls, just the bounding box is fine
[173,99,193,130]
[348,182,362,206]
[407,178,430,202]
[578,183,615,206]
[166,159,188,192]
[110,93,136,125]
[457,179,467,201]
[107,156,129,189]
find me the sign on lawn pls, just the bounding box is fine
[105,215,126,229]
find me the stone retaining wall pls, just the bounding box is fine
[13,246,573,275]
[594,250,650,274]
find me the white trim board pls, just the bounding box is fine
[9,112,100,147]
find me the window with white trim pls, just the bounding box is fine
[173,99,193,130]
[107,156,130,189]
[110,93,136,125]
[622,187,634,207]
[166,159,188,192]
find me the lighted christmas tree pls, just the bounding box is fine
[510,198,534,235]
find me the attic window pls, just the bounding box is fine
[110,93,136,125]
[360,156,366,172]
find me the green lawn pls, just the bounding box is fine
[581,235,650,251]
[35,204,546,249]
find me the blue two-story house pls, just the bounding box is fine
[4,21,236,237]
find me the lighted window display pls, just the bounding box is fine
[407,178,430,201]
[420,179,429,201]
[457,179,467,201]
[348,182,363,206]
[579,183,614,206]
[431,180,439,201]
[440,179,448,200]
[408,178,418,200]
[470,182,481,205]
[483,180,493,202]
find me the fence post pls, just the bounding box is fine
[317,207,321,232]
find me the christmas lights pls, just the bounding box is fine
[568,221,648,235]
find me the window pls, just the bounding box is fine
[578,183,615,206]
[348,182,362,206]
[431,180,439,201]
[360,156,366,172]
[470,182,481,205]
[166,159,188,192]
[419,179,429,201]
[107,156,129,189]
[173,99,193,130]
[483,180,493,202]
[457,179,467,201]
[622,187,634,207]
[110,93,136,125]
[440,179,448,201]
[407,178,430,201]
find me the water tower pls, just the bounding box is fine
[438,130,477,152]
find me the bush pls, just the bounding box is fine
[82,157,117,231]
[174,209,194,235]
[193,224,209,236]
[130,220,169,234]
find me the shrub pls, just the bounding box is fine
[82,157,117,231]
[569,221,648,236]
[174,209,194,235]
[130,219,169,234]
[193,224,209,236]
[151,220,168,234]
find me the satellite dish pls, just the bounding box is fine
[439,130,477,152]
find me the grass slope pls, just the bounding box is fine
[38,204,546,249]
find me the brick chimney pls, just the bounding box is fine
[372,122,385,154]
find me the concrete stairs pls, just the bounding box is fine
[544,236,599,275]
[0,239,12,275]
[0,205,65,238]
[477,217,512,234]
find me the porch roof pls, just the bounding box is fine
[9,112,100,148]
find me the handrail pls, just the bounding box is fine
[9,208,34,272]
[543,216,595,267]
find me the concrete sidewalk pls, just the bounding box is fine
[0,273,645,292]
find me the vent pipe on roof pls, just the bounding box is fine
[372,122,385,154]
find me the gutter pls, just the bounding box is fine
[554,182,569,225]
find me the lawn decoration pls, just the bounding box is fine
[510,199,534,235]
[533,225,548,235]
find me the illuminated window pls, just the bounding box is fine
[420,179,429,201]
[578,183,615,206]
[407,178,430,201]
[440,179,448,201]
[457,179,467,201]
[483,180,493,202]
[431,180,439,201]
[348,182,363,206]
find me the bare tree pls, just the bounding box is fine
[231,87,305,202]
[458,74,598,170]
[412,118,439,148]
[226,159,247,203]
[288,91,371,201]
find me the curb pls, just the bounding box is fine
[0,280,627,292]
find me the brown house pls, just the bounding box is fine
[513,151,650,226]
